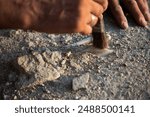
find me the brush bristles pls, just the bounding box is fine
[92,32,108,49]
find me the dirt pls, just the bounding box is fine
[0,11,150,100]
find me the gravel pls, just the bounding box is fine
[0,10,150,100]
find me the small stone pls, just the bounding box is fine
[61,59,66,65]
[80,97,88,100]
[15,30,21,35]
[42,51,62,66]
[98,70,101,73]
[56,67,65,74]
[66,51,72,57]
[36,37,40,41]
[13,96,17,100]
[51,51,62,61]
[21,47,25,50]
[115,41,120,44]
[28,42,34,47]
[45,88,51,94]
[70,60,82,70]
[65,36,72,43]
[53,42,57,46]
[14,52,60,88]
[110,63,114,66]
[101,91,108,99]
[72,73,90,91]
[81,54,90,64]
[75,96,80,100]
[106,32,111,41]
[33,52,45,66]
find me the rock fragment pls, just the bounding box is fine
[72,73,90,91]
[66,51,72,57]
[14,52,60,88]
[42,51,62,66]
[70,60,82,70]
[61,59,66,65]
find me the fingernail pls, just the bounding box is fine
[139,18,147,26]
[121,22,128,29]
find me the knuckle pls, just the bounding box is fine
[114,5,122,12]
[125,0,137,5]
[103,1,108,11]
[142,7,149,13]
[96,6,101,16]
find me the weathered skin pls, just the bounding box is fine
[109,0,150,29]
[0,0,108,34]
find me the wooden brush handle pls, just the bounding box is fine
[99,18,105,33]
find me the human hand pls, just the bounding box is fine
[108,0,150,29]
[20,0,108,34]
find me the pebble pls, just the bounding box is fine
[42,51,62,66]
[49,51,62,62]
[72,73,90,91]
[65,36,72,43]
[81,54,90,64]
[61,59,66,65]
[14,52,60,88]
[15,30,21,35]
[80,97,88,100]
[70,60,82,70]
[13,96,17,100]
[66,51,72,57]
[28,42,34,47]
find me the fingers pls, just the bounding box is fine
[90,0,104,17]
[90,14,98,27]
[82,0,107,34]
[136,0,150,22]
[109,0,128,29]
[94,0,108,11]
[77,0,108,35]
[81,25,92,35]
[81,14,98,34]
[122,0,147,27]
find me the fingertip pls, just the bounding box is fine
[145,12,150,22]
[121,22,129,29]
[139,18,147,27]
[81,26,92,35]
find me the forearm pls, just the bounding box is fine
[0,0,108,34]
[0,0,61,31]
[0,0,45,30]
[0,0,23,29]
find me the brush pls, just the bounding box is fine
[92,17,108,49]
[66,17,113,57]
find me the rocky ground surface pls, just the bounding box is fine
[0,12,150,100]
